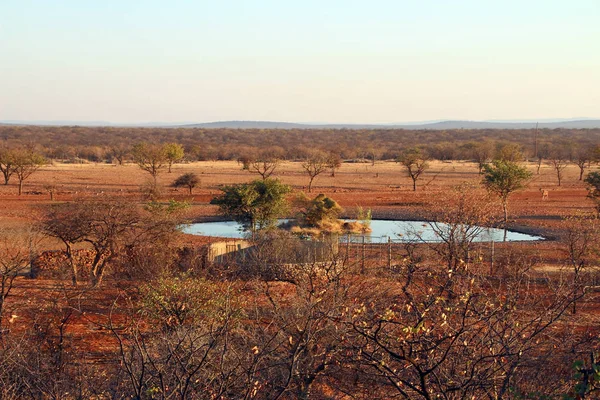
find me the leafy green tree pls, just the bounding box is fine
[172,172,200,194]
[482,160,532,229]
[163,142,185,173]
[397,147,429,191]
[210,178,291,233]
[301,151,329,193]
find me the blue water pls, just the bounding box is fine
[182,219,544,243]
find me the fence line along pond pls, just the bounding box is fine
[182,220,544,243]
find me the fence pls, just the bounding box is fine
[206,232,559,277]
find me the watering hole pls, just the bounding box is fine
[183,220,544,243]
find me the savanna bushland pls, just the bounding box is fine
[0,125,599,398]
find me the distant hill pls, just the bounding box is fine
[179,119,600,130]
[2,119,600,129]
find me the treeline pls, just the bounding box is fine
[1,125,599,163]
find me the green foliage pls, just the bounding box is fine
[482,160,532,202]
[145,199,190,215]
[296,193,343,227]
[171,172,200,194]
[139,274,241,329]
[585,171,600,197]
[210,178,291,232]
[162,142,185,172]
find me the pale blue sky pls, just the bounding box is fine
[1,0,599,124]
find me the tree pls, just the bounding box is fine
[110,275,250,398]
[131,142,167,183]
[496,143,523,162]
[249,157,280,180]
[12,149,46,195]
[0,146,15,185]
[345,259,579,399]
[172,172,200,194]
[482,160,532,232]
[210,179,291,233]
[584,171,600,216]
[41,199,185,287]
[0,228,39,334]
[326,152,342,177]
[575,147,593,181]
[418,184,498,271]
[163,142,185,173]
[397,147,429,191]
[108,143,130,165]
[301,152,328,193]
[560,213,599,314]
[471,141,495,174]
[536,142,551,175]
[549,145,570,186]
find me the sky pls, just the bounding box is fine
[1,0,599,124]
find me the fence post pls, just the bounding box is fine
[388,237,392,268]
[361,235,366,273]
[490,239,495,275]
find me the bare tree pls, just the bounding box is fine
[418,184,498,271]
[108,277,254,399]
[472,141,495,174]
[11,149,46,195]
[548,145,570,186]
[575,146,593,181]
[249,157,280,180]
[41,199,185,287]
[561,213,599,314]
[326,152,342,177]
[109,143,130,165]
[397,148,429,191]
[131,142,167,183]
[301,151,328,193]
[0,146,15,185]
[0,227,39,334]
[345,256,581,399]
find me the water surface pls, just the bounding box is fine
[183,219,544,243]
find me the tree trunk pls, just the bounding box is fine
[308,177,314,193]
[18,180,23,195]
[412,179,417,191]
[580,166,585,181]
[66,243,77,286]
